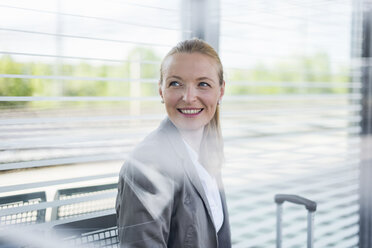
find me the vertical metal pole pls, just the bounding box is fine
[307,212,314,248]
[276,203,282,248]
[361,2,372,136]
[181,0,220,52]
[360,1,372,247]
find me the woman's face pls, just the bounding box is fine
[159,52,225,132]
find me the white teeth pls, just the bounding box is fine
[180,109,201,114]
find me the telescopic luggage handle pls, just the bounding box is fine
[274,194,317,248]
[275,194,317,212]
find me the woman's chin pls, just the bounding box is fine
[172,119,206,132]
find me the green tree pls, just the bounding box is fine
[0,55,33,106]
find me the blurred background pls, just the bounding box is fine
[0,0,371,247]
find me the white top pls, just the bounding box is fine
[183,140,224,232]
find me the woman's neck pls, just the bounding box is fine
[179,127,204,154]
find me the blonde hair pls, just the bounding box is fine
[160,38,224,175]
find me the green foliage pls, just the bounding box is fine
[226,52,349,95]
[64,62,108,96]
[0,56,33,106]
[28,62,54,96]
[0,49,349,108]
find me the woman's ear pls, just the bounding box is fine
[219,80,225,101]
[158,82,163,99]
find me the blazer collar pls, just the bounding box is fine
[159,118,215,229]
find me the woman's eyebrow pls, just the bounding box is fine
[196,77,214,82]
[166,76,215,82]
[166,75,183,80]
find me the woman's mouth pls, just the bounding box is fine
[177,108,203,115]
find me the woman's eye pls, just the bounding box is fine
[169,81,180,87]
[199,82,210,87]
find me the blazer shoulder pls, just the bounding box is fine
[133,128,169,160]
[120,126,183,180]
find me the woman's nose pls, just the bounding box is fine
[182,86,197,103]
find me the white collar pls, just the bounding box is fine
[182,139,224,232]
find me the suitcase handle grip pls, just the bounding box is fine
[275,194,317,212]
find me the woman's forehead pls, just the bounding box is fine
[163,52,219,77]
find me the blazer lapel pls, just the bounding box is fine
[160,118,215,227]
[216,172,232,247]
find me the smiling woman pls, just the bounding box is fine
[115,38,231,248]
[160,52,224,136]
[159,39,226,175]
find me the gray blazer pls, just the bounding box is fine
[116,118,231,248]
